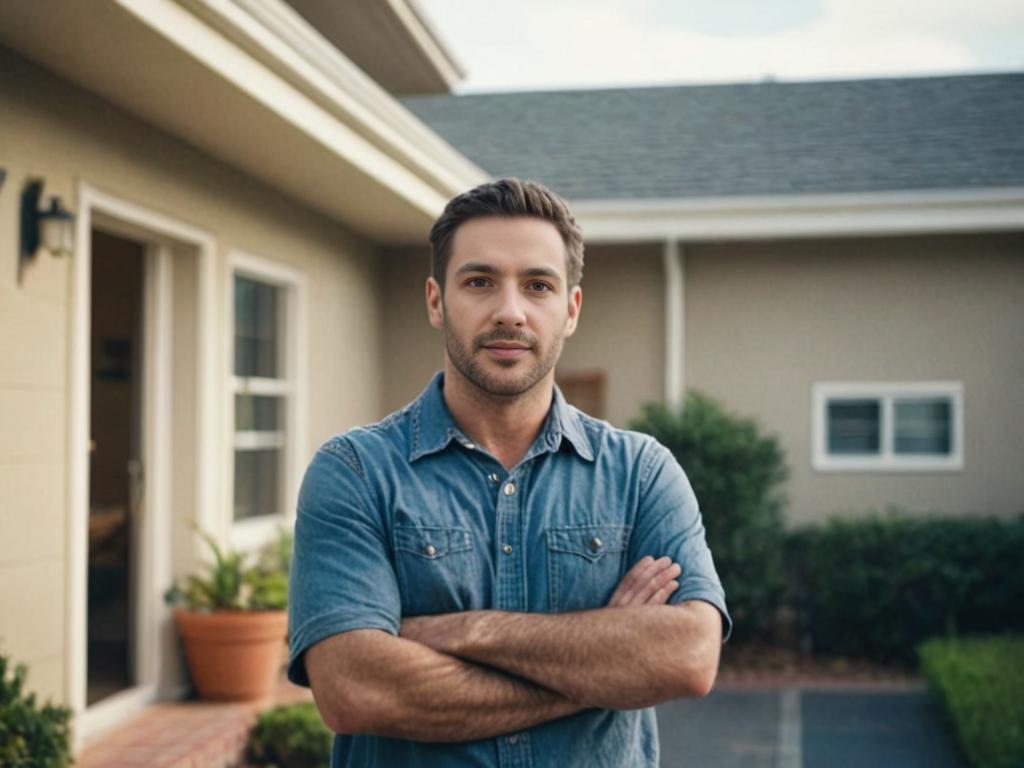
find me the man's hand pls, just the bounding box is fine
[607,555,681,607]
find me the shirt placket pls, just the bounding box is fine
[494,469,526,612]
[494,465,532,768]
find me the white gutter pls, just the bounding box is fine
[574,187,1024,243]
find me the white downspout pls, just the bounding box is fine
[663,239,685,411]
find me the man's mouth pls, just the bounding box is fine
[479,337,533,359]
[483,341,530,358]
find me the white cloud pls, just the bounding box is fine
[419,0,1024,91]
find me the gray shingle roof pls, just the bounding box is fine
[403,74,1024,200]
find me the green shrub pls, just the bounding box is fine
[0,655,73,768]
[919,635,1024,768]
[631,391,788,641]
[790,513,1024,663]
[247,702,332,768]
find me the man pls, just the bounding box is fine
[288,178,731,767]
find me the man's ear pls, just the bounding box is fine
[564,286,583,338]
[426,276,444,330]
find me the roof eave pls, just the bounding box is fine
[0,0,486,244]
[572,187,1024,243]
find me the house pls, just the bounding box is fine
[398,75,1024,527]
[0,0,485,747]
[1,0,1022,753]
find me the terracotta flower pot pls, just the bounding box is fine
[174,608,288,701]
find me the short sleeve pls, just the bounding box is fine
[287,438,402,686]
[630,441,733,643]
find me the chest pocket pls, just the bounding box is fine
[393,525,479,617]
[546,524,632,613]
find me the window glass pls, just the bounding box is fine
[235,394,282,431]
[234,276,279,378]
[234,448,281,520]
[894,398,951,455]
[827,399,881,455]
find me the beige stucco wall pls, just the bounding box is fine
[0,47,384,702]
[684,233,1024,526]
[380,242,666,426]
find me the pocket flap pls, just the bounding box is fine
[395,525,473,559]
[546,524,631,562]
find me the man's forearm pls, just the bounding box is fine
[305,629,582,742]
[401,603,722,710]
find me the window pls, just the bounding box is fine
[229,253,306,541]
[556,370,606,419]
[812,382,963,471]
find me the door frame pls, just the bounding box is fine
[68,183,219,743]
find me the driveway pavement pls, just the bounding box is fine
[656,685,965,768]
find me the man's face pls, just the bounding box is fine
[426,216,582,399]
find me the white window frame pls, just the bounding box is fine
[228,251,308,551]
[812,381,964,472]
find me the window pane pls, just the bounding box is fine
[827,399,881,455]
[234,276,280,378]
[235,394,282,431]
[234,448,280,520]
[895,398,952,455]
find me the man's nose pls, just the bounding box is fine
[492,285,526,326]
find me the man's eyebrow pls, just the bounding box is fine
[454,262,498,276]
[522,267,562,283]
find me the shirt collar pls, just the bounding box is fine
[408,371,595,463]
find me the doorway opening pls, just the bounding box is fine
[87,229,145,706]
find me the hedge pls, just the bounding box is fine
[920,635,1024,768]
[789,513,1024,663]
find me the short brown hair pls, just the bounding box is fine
[429,178,584,291]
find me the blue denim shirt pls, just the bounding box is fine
[289,372,731,768]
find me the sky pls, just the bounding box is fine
[417,0,1024,92]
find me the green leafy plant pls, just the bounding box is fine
[630,391,789,642]
[0,654,73,768]
[166,527,293,611]
[789,513,1024,663]
[919,635,1024,768]
[247,702,332,768]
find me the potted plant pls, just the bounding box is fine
[166,529,292,701]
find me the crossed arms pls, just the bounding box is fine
[305,556,723,742]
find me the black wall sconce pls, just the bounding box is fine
[19,178,75,285]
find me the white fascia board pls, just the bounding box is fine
[573,187,1024,243]
[224,0,484,189]
[117,0,482,217]
[393,0,467,86]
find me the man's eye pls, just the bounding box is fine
[529,281,552,292]
[466,278,490,288]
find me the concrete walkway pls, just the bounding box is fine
[656,684,965,768]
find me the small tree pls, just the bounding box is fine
[631,391,788,642]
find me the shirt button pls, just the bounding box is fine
[502,543,513,555]
[503,482,516,496]
[424,544,437,557]
[463,442,476,450]
[488,473,500,483]
[508,734,519,744]
[589,537,603,553]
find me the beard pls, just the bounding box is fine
[443,317,565,398]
